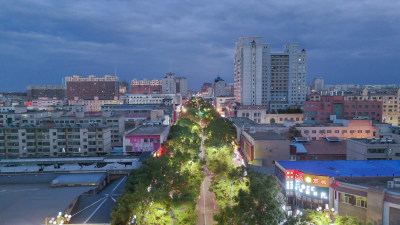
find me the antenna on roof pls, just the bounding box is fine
[169,60,172,73]
[114,64,117,76]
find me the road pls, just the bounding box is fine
[69,176,126,224]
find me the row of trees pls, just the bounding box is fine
[111,114,205,224]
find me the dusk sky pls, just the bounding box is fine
[1,0,399,91]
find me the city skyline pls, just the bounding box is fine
[1,0,400,91]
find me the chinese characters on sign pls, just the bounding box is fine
[285,170,329,199]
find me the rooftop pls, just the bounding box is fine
[292,140,347,155]
[237,106,266,110]
[276,160,400,177]
[336,177,400,194]
[231,117,285,128]
[53,173,106,184]
[246,130,287,141]
[125,125,169,136]
[350,137,398,145]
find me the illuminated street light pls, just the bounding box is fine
[156,207,186,225]
[46,212,72,225]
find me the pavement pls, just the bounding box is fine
[195,166,217,225]
[68,176,126,224]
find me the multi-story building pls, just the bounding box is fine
[275,160,400,225]
[175,77,187,97]
[295,119,379,140]
[0,110,54,126]
[32,97,66,110]
[38,113,125,147]
[201,83,212,94]
[236,106,266,123]
[123,125,170,155]
[162,72,177,94]
[303,95,383,124]
[65,75,119,100]
[344,88,400,126]
[347,136,400,160]
[225,83,235,97]
[122,94,182,106]
[27,85,66,100]
[68,96,123,112]
[0,124,111,158]
[213,76,226,97]
[234,36,306,111]
[265,113,304,124]
[214,97,236,117]
[131,79,162,94]
[311,77,324,92]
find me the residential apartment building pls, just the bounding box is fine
[131,79,162,94]
[295,119,379,140]
[303,95,382,124]
[27,85,66,100]
[0,124,111,158]
[347,136,400,160]
[311,77,324,91]
[175,77,187,97]
[32,97,66,110]
[65,75,119,100]
[162,72,177,94]
[234,36,306,111]
[68,96,123,112]
[122,94,182,106]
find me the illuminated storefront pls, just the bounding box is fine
[282,169,329,210]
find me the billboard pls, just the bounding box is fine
[285,170,329,200]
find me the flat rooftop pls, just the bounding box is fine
[125,125,169,136]
[276,160,400,177]
[246,131,287,141]
[231,117,285,128]
[336,177,400,194]
[350,138,398,145]
[53,173,106,184]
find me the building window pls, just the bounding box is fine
[327,130,332,133]
[312,130,316,133]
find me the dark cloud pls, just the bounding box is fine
[0,0,399,91]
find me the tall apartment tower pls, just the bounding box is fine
[65,75,119,100]
[234,36,306,111]
[312,76,324,91]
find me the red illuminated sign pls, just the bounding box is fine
[286,170,329,187]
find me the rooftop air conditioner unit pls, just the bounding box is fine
[388,181,394,189]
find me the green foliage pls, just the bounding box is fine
[295,209,363,225]
[204,118,236,147]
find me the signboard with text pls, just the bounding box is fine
[285,170,329,200]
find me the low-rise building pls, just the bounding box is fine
[275,160,400,225]
[290,137,346,161]
[122,94,182,105]
[123,125,170,154]
[32,97,66,110]
[240,128,289,167]
[236,106,266,123]
[347,136,400,160]
[265,113,304,124]
[295,119,379,140]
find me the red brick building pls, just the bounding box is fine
[303,96,382,123]
[65,75,119,100]
[290,137,346,161]
[131,79,162,94]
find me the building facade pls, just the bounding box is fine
[311,77,324,92]
[265,113,304,124]
[131,79,162,94]
[213,76,226,97]
[347,137,400,160]
[234,36,307,111]
[0,124,111,158]
[68,96,123,112]
[65,75,119,100]
[122,94,182,105]
[236,106,266,123]
[295,119,379,140]
[123,125,170,153]
[27,85,66,100]
[303,95,383,124]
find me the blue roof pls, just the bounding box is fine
[276,160,400,177]
[290,143,307,153]
[53,173,106,184]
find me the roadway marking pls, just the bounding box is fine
[110,195,117,203]
[84,195,108,224]
[0,188,39,192]
[112,176,126,193]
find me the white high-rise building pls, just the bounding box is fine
[234,36,307,112]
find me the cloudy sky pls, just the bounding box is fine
[1,0,399,91]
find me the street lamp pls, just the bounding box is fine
[46,212,72,225]
[220,177,244,206]
[156,206,186,225]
